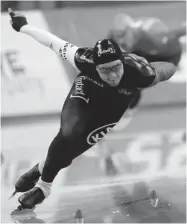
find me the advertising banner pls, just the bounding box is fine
[1,128,185,188]
[1,11,71,116]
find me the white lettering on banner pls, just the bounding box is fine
[113,132,186,176]
[1,51,25,77]
[2,76,44,95]
[1,11,70,116]
[84,131,186,177]
[1,50,45,95]
[165,145,186,174]
[124,135,163,174]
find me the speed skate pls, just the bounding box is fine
[10,205,36,221]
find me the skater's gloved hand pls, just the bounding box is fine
[8,8,28,32]
[125,53,156,77]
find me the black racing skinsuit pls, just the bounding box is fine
[41,48,156,182]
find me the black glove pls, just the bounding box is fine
[8,8,28,32]
[125,53,156,77]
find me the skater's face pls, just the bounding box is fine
[96,60,123,87]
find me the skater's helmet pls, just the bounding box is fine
[93,38,123,66]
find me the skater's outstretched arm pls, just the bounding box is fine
[8,8,79,70]
[150,61,176,86]
[124,54,176,88]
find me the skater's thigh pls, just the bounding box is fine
[60,97,90,139]
[44,129,92,170]
[44,96,90,164]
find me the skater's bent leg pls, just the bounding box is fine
[17,87,90,207]
[35,131,74,197]
[41,106,89,184]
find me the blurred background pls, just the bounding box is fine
[1,1,186,223]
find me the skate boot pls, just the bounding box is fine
[18,187,45,209]
[15,163,41,193]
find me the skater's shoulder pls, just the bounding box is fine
[74,47,95,73]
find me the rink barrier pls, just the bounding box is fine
[1,130,185,189]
